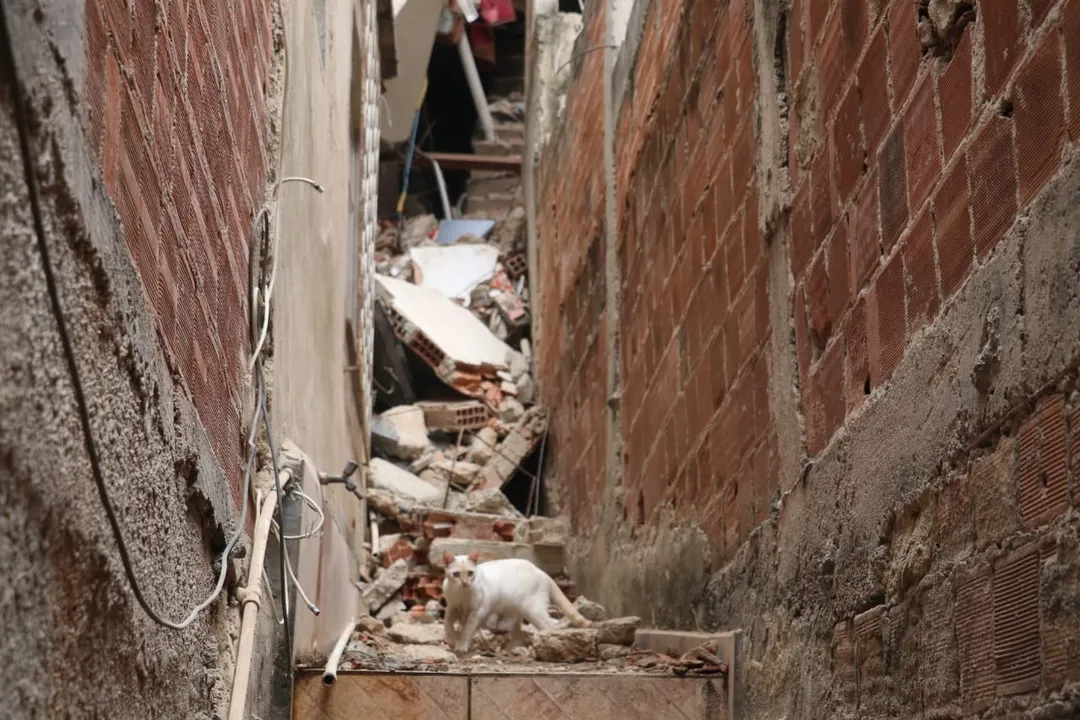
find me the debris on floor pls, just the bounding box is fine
[339,90,727,681]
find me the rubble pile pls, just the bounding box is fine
[338,95,725,677]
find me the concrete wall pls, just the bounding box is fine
[531,0,1080,715]
[0,0,279,716]
[275,0,376,664]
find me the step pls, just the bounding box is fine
[294,670,731,719]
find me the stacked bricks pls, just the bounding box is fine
[537,0,1080,577]
[84,0,274,503]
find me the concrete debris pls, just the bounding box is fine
[409,244,501,303]
[356,616,389,638]
[400,644,457,663]
[362,559,410,613]
[594,617,641,647]
[373,405,431,460]
[375,274,514,397]
[370,458,444,506]
[533,628,600,663]
[431,458,483,488]
[388,622,446,646]
[497,397,525,423]
[400,214,439,251]
[514,515,569,545]
[463,487,521,516]
[599,644,631,660]
[375,597,407,622]
[572,596,608,622]
[482,406,548,489]
[465,426,499,464]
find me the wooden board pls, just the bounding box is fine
[470,675,728,720]
[294,672,729,720]
[294,673,468,719]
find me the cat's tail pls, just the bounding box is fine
[548,577,591,627]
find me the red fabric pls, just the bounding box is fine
[479,0,515,25]
[468,23,496,65]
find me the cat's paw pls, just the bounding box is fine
[453,643,470,654]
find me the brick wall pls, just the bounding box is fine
[536,0,1080,712]
[84,0,275,499]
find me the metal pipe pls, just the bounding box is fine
[227,481,283,720]
[322,617,358,687]
[428,155,454,219]
[457,32,495,141]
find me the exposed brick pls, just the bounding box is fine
[811,151,836,249]
[992,544,1041,695]
[866,249,906,385]
[790,183,815,280]
[837,0,868,73]
[818,9,846,117]
[878,123,909,250]
[938,31,972,163]
[971,438,1020,551]
[967,116,1018,258]
[858,25,891,156]
[1018,396,1070,528]
[832,84,864,203]
[826,222,849,331]
[806,252,831,351]
[1067,0,1080,140]
[807,0,831,47]
[900,207,938,332]
[955,567,995,711]
[86,3,109,158]
[850,177,881,295]
[1014,29,1066,206]
[819,334,846,441]
[888,0,921,110]
[933,155,973,299]
[844,298,870,409]
[903,73,941,214]
[103,50,122,196]
[982,0,1021,99]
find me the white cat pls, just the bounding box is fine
[441,550,589,653]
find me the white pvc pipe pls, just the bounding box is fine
[429,156,454,219]
[322,617,358,687]
[227,487,281,720]
[458,32,495,141]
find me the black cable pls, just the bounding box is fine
[0,3,253,630]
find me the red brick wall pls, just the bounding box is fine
[538,0,1080,634]
[84,0,275,500]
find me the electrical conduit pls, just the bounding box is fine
[322,617,359,686]
[227,470,288,720]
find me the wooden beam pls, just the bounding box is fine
[418,151,522,173]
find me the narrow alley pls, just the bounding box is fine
[1,0,1079,718]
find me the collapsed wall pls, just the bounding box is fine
[530,0,1080,715]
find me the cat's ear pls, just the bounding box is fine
[442,551,456,566]
[468,550,479,564]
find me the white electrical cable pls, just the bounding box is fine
[247,177,324,373]
[283,488,325,540]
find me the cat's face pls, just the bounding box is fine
[443,550,479,588]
